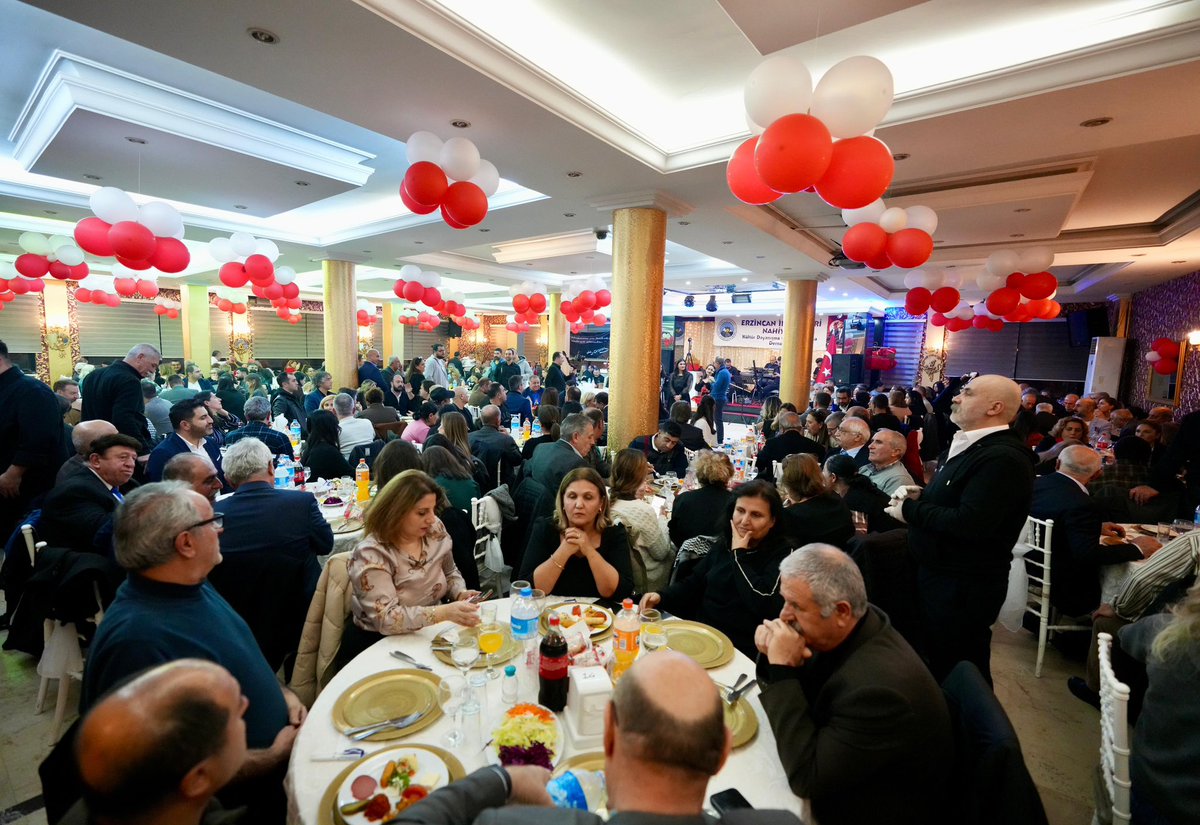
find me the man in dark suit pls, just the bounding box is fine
[887,374,1034,684]
[56,420,118,484]
[80,343,160,457]
[468,405,525,490]
[218,439,333,596]
[271,371,308,435]
[756,545,952,825]
[358,348,386,388]
[38,434,141,553]
[755,412,824,483]
[388,650,802,825]
[505,376,534,426]
[524,413,593,496]
[146,398,227,489]
[1029,446,1156,617]
[828,416,871,469]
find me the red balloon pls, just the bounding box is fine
[575,290,596,310]
[27,277,44,292]
[104,292,121,307]
[725,137,782,205]
[232,303,246,315]
[513,294,530,313]
[166,308,179,319]
[592,290,610,309]
[264,283,284,300]
[282,282,300,299]
[400,183,439,215]
[814,137,894,209]
[250,283,266,298]
[218,298,234,312]
[440,204,471,229]
[1154,358,1178,375]
[442,182,489,227]
[116,255,152,270]
[0,278,6,292]
[560,299,574,315]
[754,115,833,194]
[393,281,406,299]
[505,322,518,332]
[563,309,580,323]
[929,287,961,314]
[885,229,933,269]
[114,277,138,297]
[1003,307,1031,324]
[277,306,291,319]
[1005,272,1026,291]
[151,237,190,273]
[137,280,158,298]
[580,308,595,322]
[400,280,423,302]
[946,317,972,332]
[75,288,92,302]
[75,217,114,256]
[972,316,990,329]
[1021,271,1056,300]
[593,313,607,326]
[985,287,1021,316]
[357,308,369,321]
[47,261,73,280]
[1025,298,1052,318]
[9,278,29,294]
[219,262,250,288]
[288,315,301,325]
[841,223,888,263]
[153,304,168,316]
[530,293,549,312]
[865,251,892,270]
[904,287,932,315]
[423,287,441,307]
[404,162,449,208]
[15,253,48,279]
[91,289,107,304]
[286,297,302,309]
[245,254,274,283]
[108,221,156,261]
[69,263,89,280]
[1152,338,1180,358]
[930,312,947,327]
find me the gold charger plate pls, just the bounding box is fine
[538,602,616,643]
[552,750,606,778]
[330,669,442,742]
[431,626,521,669]
[318,743,466,825]
[724,697,758,749]
[331,516,364,535]
[663,620,735,669]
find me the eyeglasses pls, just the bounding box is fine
[184,513,224,532]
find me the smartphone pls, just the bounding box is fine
[710,789,753,815]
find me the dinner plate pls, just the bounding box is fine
[321,744,465,825]
[330,516,364,535]
[539,602,615,639]
[724,697,759,749]
[663,620,735,669]
[331,669,442,742]
[431,626,521,669]
[488,703,564,769]
[552,751,605,778]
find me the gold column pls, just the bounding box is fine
[780,279,818,408]
[1114,296,1132,338]
[180,284,211,363]
[41,279,74,383]
[608,207,666,450]
[547,292,570,361]
[323,260,358,389]
[382,300,407,364]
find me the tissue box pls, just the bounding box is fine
[564,666,612,746]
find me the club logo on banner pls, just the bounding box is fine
[714,316,786,348]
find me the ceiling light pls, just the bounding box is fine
[295,180,310,186]
[1080,117,1112,128]
[892,152,910,161]
[783,267,792,271]
[83,173,102,180]
[125,136,147,144]
[842,292,848,297]
[741,277,748,282]
[567,171,582,178]
[828,286,835,291]
[685,281,691,285]
[479,228,490,232]
[678,220,690,226]
[755,255,765,259]
[1014,207,1031,213]
[44,210,57,215]
[570,271,577,274]
[450,119,471,129]
[1010,233,1025,238]
[362,250,372,254]
[247,27,279,45]
[1172,260,1187,264]
[1131,253,1146,257]
[722,241,733,245]
[563,212,575,218]
[233,204,248,210]
[413,240,424,244]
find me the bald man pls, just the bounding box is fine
[389,651,802,825]
[56,419,118,484]
[70,660,246,825]
[885,374,1035,684]
[162,453,223,503]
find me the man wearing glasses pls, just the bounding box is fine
[81,481,306,819]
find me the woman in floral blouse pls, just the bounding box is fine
[337,470,480,669]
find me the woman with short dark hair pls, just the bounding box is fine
[778,453,853,548]
[300,410,352,481]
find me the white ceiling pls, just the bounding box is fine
[0,0,1198,319]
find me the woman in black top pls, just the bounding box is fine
[759,396,783,440]
[518,467,634,601]
[778,453,853,549]
[668,450,735,547]
[301,410,353,481]
[215,375,247,419]
[663,359,693,408]
[522,404,561,460]
[868,394,904,433]
[824,453,903,533]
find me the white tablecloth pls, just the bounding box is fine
[285,598,803,824]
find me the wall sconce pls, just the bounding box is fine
[46,325,70,351]
[1187,329,1200,347]
[358,325,373,355]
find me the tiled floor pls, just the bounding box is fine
[0,613,1098,824]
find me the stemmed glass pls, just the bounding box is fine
[452,633,481,679]
[640,609,667,652]
[477,603,504,681]
[438,674,467,747]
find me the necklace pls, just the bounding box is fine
[731,544,781,597]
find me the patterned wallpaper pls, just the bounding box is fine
[1127,269,1200,415]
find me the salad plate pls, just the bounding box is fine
[489,703,563,770]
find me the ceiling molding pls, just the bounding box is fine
[730,203,838,265]
[491,230,602,263]
[588,191,694,218]
[887,169,1094,212]
[1070,262,1134,293]
[401,250,565,286]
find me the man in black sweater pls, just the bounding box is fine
[81,343,160,459]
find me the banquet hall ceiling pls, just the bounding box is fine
[1,0,1200,318]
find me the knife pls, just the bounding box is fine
[344,708,426,738]
[726,678,758,705]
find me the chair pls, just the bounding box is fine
[772,459,783,480]
[684,447,697,464]
[206,550,312,675]
[845,528,921,651]
[1097,632,1132,824]
[348,439,386,474]
[289,552,353,706]
[373,421,407,442]
[1020,515,1088,677]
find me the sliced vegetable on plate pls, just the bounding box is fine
[491,703,562,770]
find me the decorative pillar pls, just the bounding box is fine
[40,279,75,384]
[547,292,570,362]
[919,322,947,386]
[180,284,211,363]
[608,207,667,450]
[1113,295,1132,338]
[322,260,358,389]
[382,300,407,365]
[779,279,818,408]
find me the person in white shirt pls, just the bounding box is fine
[860,429,915,496]
[425,343,450,387]
[334,392,375,460]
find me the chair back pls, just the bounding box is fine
[772,459,783,480]
[684,447,697,463]
[373,421,407,441]
[1097,632,1132,824]
[845,528,920,649]
[206,551,312,673]
[1020,515,1065,677]
[670,534,718,585]
[348,439,386,475]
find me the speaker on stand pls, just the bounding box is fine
[831,354,865,386]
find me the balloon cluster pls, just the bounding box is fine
[1,259,45,295]
[1145,338,1181,376]
[841,201,937,270]
[356,299,378,329]
[508,281,548,328]
[211,233,288,291]
[558,276,611,332]
[400,132,500,229]
[392,265,450,310]
[152,295,182,319]
[213,286,249,316]
[74,188,190,274]
[398,308,445,332]
[14,231,90,287]
[729,54,895,209]
[74,276,122,309]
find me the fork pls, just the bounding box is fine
[344,708,426,738]
[390,649,434,671]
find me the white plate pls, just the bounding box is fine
[336,747,449,824]
[488,704,564,768]
[553,603,614,636]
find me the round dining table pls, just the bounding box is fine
[284,597,805,824]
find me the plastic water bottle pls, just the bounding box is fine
[289,419,301,446]
[501,665,518,708]
[532,416,542,439]
[1194,504,1200,529]
[273,459,290,489]
[547,769,607,811]
[509,588,540,700]
[612,598,640,681]
[355,459,370,502]
[510,413,520,434]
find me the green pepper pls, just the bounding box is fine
[339,798,372,816]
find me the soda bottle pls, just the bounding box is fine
[355,459,370,502]
[510,588,541,701]
[546,769,607,811]
[293,462,306,486]
[538,614,569,712]
[612,598,640,681]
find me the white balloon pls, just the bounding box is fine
[745,112,766,136]
[1017,246,1054,274]
[976,272,1004,292]
[254,238,280,262]
[48,234,74,252]
[985,250,1020,277]
[406,131,443,165]
[879,207,908,233]
[956,305,975,320]
[941,270,962,289]
[288,307,301,316]
[973,303,991,317]
[208,237,235,263]
[229,232,257,258]
[905,205,938,235]
[18,232,50,255]
[439,137,480,182]
[923,268,946,290]
[274,266,296,285]
[90,186,140,224]
[55,245,85,266]
[810,55,894,139]
[743,53,813,131]
[902,270,927,290]
[138,201,183,238]
[469,159,500,198]
[841,199,885,227]
[1145,351,1161,363]
[0,261,16,277]
[399,265,421,280]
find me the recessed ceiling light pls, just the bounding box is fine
[570,271,577,274]
[563,212,575,218]
[83,173,102,181]
[892,152,910,161]
[828,286,835,291]
[295,180,310,187]
[479,228,490,232]
[44,210,57,215]
[525,262,533,266]
[946,264,957,268]
[741,277,749,282]
[1010,233,1025,238]
[247,27,279,45]
[450,119,471,129]
[125,136,147,145]
[567,171,582,178]
[678,220,690,226]
[722,241,733,245]
[1080,117,1112,128]
[1014,207,1031,213]
[755,255,765,259]
[362,250,372,254]
[783,267,792,271]
[414,241,424,245]
[1131,253,1146,257]
[842,292,848,297]
[685,281,691,285]
[233,204,248,210]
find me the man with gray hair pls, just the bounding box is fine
[162,453,222,503]
[333,392,374,460]
[861,428,915,496]
[830,415,871,469]
[81,343,161,457]
[524,412,593,495]
[468,404,525,489]
[755,544,952,825]
[755,410,825,483]
[225,394,294,459]
[81,482,306,818]
[303,370,333,414]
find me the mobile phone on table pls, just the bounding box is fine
[710,789,754,815]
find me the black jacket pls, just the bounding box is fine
[755,430,825,482]
[0,365,66,500]
[81,361,152,452]
[523,439,587,498]
[272,389,308,435]
[38,471,138,554]
[668,485,734,548]
[781,493,855,549]
[468,426,524,490]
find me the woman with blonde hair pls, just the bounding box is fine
[608,449,674,594]
[518,467,633,599]
[668,450,734,547]
[759,395,783,440]
[338,470,481,668]
[777,452,854,548]
[319,393,338,414]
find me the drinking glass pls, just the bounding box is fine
[1158,522,1176,541]
[510,580,531,597]
[438,675,467,747]
[451,633,480,681]
[477,603,504,681]
[1172,520,1195,537]
[640,609,667,652]
[530,588,547,615]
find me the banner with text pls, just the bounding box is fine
[713,316,786,349]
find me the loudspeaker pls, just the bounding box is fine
[831,354,864,385]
